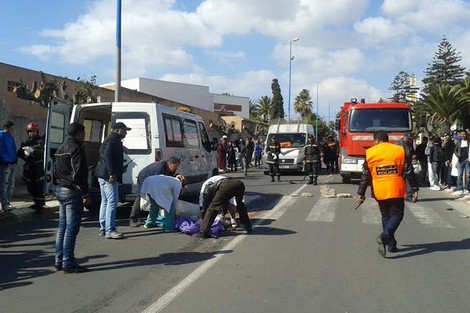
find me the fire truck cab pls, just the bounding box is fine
[335,98,412,183]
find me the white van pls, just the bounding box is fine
[44,99,218,205]
[262,122,314,173]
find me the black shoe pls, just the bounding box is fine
[62,264,89,274]
[54,265,62,272]
[129,221,143,227]
[376,236,387,258]
[270,177,275,182]
[277,176,281,182]
[388,245,399,253]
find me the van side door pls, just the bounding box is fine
[198,121,217,176]
[44,99,71,194]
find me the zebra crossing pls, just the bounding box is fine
[304,197,463,228]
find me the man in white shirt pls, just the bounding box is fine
[140,174,187,232]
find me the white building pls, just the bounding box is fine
[102,78,249,118]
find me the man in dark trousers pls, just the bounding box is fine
[17,122,46,212]
[303,135,322,185]
[356,131,418,258]
[266,136,281,182]
[195,177,252,239]
[54,123,91,273]
[395,131,419,202]
[95,122,130,239]
[129,157,181,227]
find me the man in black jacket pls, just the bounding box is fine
[54,123,90,273]
[17,122,46,212]
[303,135,323,185]
[266,136,281,182]
[94,122,130,239]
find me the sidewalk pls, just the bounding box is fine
[0,184,59,222]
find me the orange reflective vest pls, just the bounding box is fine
[366,142,406,200]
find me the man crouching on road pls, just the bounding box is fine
[54,123,90,273]
[194,176,252,239]
[356,131,418,258]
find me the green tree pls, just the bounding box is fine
[293,89,313,120]
[249,99,258,120]
[417,83,470,133]
[270,78,284,120]
[73,75,98,104]
[423,37,466,90]
[389,71,412,102]
[255,95,272,122]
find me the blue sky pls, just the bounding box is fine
[1,0,469,121]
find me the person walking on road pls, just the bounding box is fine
[303,135,322,185]
[128,157,181,227]
[356,131,418,258]
[95,122,131,239]
[0,120,18,212]
[195,177,252,239]
[266,136,281,182]
[17,122,46,212]
[254,140,263,167]
[53,123,91,273]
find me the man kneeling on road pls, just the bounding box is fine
[195,176,252,238]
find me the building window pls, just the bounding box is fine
[7,80,21,92]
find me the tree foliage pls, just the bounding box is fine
[423,36,466,90]
[293,89,313,120]
[255,95,272,123]
[73,75,98,104]
[270,78,284,120]
[389,71,412,103]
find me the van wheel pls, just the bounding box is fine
[342,176,351,184]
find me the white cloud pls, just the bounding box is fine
[354,17,409,43]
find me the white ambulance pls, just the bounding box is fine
[44,99,218,206]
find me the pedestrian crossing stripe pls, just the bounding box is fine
[305,198,456,229]
[305,198,338,222]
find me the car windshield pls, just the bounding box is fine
[349,109,410,132]
[267,133,306,148]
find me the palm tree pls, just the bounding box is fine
[293,89,313,120]
[249,99,258,120]
[419,83,470,133]
[255,96,272,122]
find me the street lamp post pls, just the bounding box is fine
[288,37,299,122]
[315,81,320,139]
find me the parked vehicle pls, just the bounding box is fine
[262,122,314,173]
[335,98,412,183]
[44,99,218,205]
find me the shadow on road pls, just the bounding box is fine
[85,250,233,271]
[389,238,470,259]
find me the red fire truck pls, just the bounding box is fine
[335,98,412,183]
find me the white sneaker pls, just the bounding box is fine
[463,190,470,195]
[429,186,440,191]
[447,186,457,192]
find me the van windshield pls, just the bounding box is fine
[267,133,306,148]
[349,109,411,132]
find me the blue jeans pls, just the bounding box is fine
[456,160,470,191]
[378,198,405,246]
[98,178,119,233]
[55,186,84,269]
[0,163,16,208]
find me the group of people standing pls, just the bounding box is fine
[0,121,46,214]
[217,135,263,174]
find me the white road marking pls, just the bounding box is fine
[360,198,382,225]
[406,202,454,228]
[305,198,338,222]
[141,183,307,313]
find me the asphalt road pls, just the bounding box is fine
[1,168,469,313]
